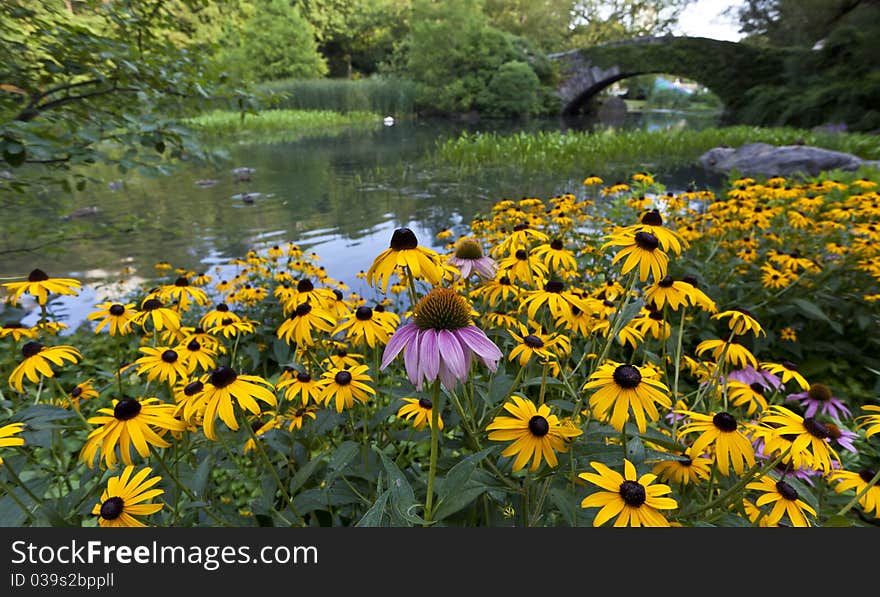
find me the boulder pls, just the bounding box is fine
[699,142,880,177]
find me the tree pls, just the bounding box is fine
[0,0,250,199]
[567,0,696,48]
[483,0,577,53]
[219,0,327,83]
[728,0,868,48]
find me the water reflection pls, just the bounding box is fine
[2,110,723,331]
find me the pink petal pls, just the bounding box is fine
[418,329,439,386]
[381,323,419,370]
[439,361,458,390]
[404,328,422,388]
[439,329,467,381]
[456,326,502,370]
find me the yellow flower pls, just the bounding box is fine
[91,465,164,527]
[397,397,444,431]
[367,228,442,293]
[579,458,678,527]
[3,268,81,306]
[8,341,81,393]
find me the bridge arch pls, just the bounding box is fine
[549,36,797,120]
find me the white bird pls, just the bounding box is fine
[383,116,395,126]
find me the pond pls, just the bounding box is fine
[2,108,725,331]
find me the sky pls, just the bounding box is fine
[673,0,746,41]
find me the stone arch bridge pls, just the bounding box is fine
[548,36,797,120]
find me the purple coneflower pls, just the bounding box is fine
[728,365,783,392]
[380,287,502,390]
[786,382,852,420]
[447,238,497,281]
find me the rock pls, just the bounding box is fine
[699,142,880,177]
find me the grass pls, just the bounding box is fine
[185,109,382,142]
[256,77,418,116]
[431,125,880,176]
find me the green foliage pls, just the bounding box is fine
[477,61,542,117]
[218,0,327,83]
[254,77,418,115]
[185,108,381,141]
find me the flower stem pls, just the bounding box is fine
[836,468,880,517]
[423,379,442,526]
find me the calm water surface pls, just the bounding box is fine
[2,110,724,330]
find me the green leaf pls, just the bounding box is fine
[823,515,855,527]
[325,440,359,483]
[433,446,496,521]
[289,457,323,494]
[375,446,424,526]
[192,453,213,497]
[790,298,830,323]
[355,489,391,527]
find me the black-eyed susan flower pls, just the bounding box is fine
[91,465,164,527]
[726,380,769,416]
[446,237,497,280]
[579,458,678,527]
[280,278,337,314]
[675,410,756,476]
[695,335,758,369]
[583,174,603,186]
[175,338,217,375]
[0,422,25,464]
[87,301,136,336]
[157,276,210,311]
[283,404,319,432]
[66,379,99,409]
[132,346,189,386]
[380,288,503,391]
[855,404,880,439]
[602,230,668,283]
[760,360,809,391]
[208,317,256,339]
[492,223,550,258]
[317,364,375,413]
[486,395,582,472]
[276,301,336,347]
[131,297,181,332]
[623,208,689,255]
[333,305,395,349]
[827,467,880,519]
[397,397,444,431]
[679,276,717,312]
[759,405,840,473]
[746,474,817,527]
[324,346,365,369]
[496,248,549,286]
[80,397,185,468]
[506,323,558,367]
[712,308,765,338]
[367,227,442,293]
[760,264,794,290]
[0,322,38,341]
[530,238,578,273]
[2,268,81,306]
[519,277,589,320]
[199,303,240,330]
[199,367,276,440]
[242,416,283,455]
[582,361,672,433]
[643,276,693,311]
[650,447,713,486]
[8,341,81,393]
[276,370,323,406]
[469,273,521,307]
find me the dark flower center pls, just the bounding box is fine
[528,415,549,437]
[678,457,693,467]
[803,417,829,439]
[782,360,798,371]
[99,497,125,520]
[187,340,201,352]
[418,398,433,410]
[295,303,312,317]
[221,318,234,326]
[513,223,529,232]
[390,228,419,250]
[550,239,564,251]
[681,276,699,288]
[210,366,238,388]
[499,276,511,285]
[109,304,126,316]
[336,349,348,357]
[161,350,178,363]
[658,276,674,288]
[515,249,528,260]
[413,288,471,331]
[296,372,311,383]
[859,469,877,483]
[619,480,646,506]
[142,298,162,311]
[71,386,83,398]
[641,209,663,226]
[333,289,343,300]
[297,278,314,292]
[571,305,581,316]
[375,304,386,313]
[21,341,43,358]
[113,398,142,421]
[807,383,832,402]
[648,310,664,321]
[27,268,49,282]
[749,383,765,395]
[775,480,799,501]
[612,364,642,389]
[355,306,373,321]
[174,277,189,287]
[824,422,842,440]
[544,279,564,293]
[334,371,352,386]
[454,239,484,260]
[216,303,229,312]
[634,231,659,251]
[524,334,544,348]
[712,412,738,432]
[184,381,204,396]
